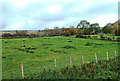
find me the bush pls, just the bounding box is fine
[2,31,40,39]
[62,28,76,36]
[2,33,13,38]
[117,37,120,41]
[16,31,27,36]
[87,35,91,38]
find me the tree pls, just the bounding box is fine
[76,20,90,29]
[70,26,78,34]
[106,23,112,27]
[89,23,101,34]
[76,20,90,35]
[110,21,119,36]
[84,28,91,35]
[94,23,101,34]
[38,30,41,32]
[102,25,111,34]
[53,26,62,36]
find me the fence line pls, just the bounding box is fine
[21,63,24,79]
[54,58,56,71]
[20,50,117,78]
[115,50,117,57]
[107,52,109,60]
[82,55,84,65]
[95,53,98,63]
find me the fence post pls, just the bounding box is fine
[21,63,24,79]
[54,58,56,71]
[82,55,84,65]
[70,56,72,67]
[107,52,109,60]
[95,53,98,63]
[115,50,117,57]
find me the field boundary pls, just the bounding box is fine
[19,50,118,79]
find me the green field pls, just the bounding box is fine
[2,36,120,79]
[84,34,120,40]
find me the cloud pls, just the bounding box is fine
[87,14,118,27]
[0,0,118,30]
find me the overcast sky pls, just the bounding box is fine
[0,0,119,30]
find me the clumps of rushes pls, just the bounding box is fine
[5,42,8,43]
[85,43,103,46]
[62,45,75,49]
[68,40,72,42]
[22,40,26,42]
[50,49,67,54]
[84,43,94,46]
[23,45,26,47]
[14,46,37,53]
[43,47,49,49]
[2,56,6,58]
[26,47,37,50]
[36,55,42,57]
[67,39,72,42]
[29,51,34,53]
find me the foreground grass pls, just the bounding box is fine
[23,56,119,79]
[2,36,119,79]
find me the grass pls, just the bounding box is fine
[2,36,120,79]
[83,34,120,40]
[23,56,119,79]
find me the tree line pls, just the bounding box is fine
[2,20,120,39]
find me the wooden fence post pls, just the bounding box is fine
[54,58,56,71]
[21,63,24,79]
[70,56,72,67]
[107,52,109,60]
[95,53,98,63]
[82,55,84,65]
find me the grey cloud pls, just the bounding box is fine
[85,2,117,16]
[1,0,118,30]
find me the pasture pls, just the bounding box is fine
[2,36,119,79]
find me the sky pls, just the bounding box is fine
[0,0,119,30]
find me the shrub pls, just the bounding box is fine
[62,28,76,36]
[2,33,13,38]
[87,35,91,38]
[100,34,104,37]
[117,37,120,41]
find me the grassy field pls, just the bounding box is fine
[84,34,120,40]
[2,36,120,79]
[17,56,119,79]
